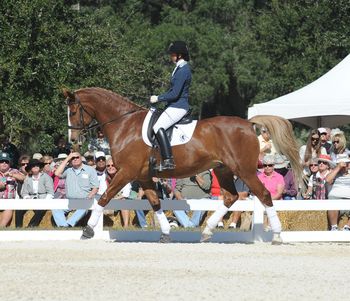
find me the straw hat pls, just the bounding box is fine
[54,153,68,162]
[336,153,350,164]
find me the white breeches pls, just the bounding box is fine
[153,107,187,133]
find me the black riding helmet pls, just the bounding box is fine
[167,41,190,61]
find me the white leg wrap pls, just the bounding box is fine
[265,206,281,233]
[155,209,170,235]
[206,204,229,230]
[88,203,104,229]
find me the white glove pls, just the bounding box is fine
[150,95,159,103]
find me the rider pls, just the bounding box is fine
[150,41,192,170]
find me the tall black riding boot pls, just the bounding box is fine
[155,128,175,170]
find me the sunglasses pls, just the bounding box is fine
[106,164,114,167]
[44,162,52,165]
[333,141,340,144]
[0,160,10,164]
[263,164,274,167]
[310,164,319,167]
[21,162,29,166]
[71,156,80,160]
[96,158,106,162]
[318,161,328,165]
[311,137,319,141]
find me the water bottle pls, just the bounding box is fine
[6,177,16,199]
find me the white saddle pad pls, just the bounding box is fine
[142,109,197,147]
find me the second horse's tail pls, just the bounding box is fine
[249,115,303,184]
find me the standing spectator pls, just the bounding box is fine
[258,127,278,160]
[173,170,212,228]
[299,129,327,175]
[0,152,22,226]
[52,152,99,227]
[326,154,350,231]
[15,155,30,227]
[0,134,20,168]
[258,155,285,200]
[21,159,54,227]
[105,157,131,227]
[303,154,333,200]
[318,127,332,154]
[52,135,71,158]
[87,128,110,155]
[274,154,297,200]
[329,130,350,164]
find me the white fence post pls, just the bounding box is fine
[252,196,265,242]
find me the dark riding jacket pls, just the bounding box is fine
[158,61,191,111]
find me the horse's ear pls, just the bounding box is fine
[62,88,75,100]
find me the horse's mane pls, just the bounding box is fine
[75,87,145,110]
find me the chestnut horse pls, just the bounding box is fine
[64,87,302,244]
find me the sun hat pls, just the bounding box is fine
[336,153,350,164]
[54,153,68,162]
[318,154,335,168]
[0,152,11,162]
[262,154,275,165]
[274,154,289,169]
[32,153,43,160]
[25,159,45,172]
[318,127,327,134]
[94,151,106,160]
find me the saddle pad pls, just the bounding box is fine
[142,109,197,147]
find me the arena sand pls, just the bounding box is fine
[0,240,349,301]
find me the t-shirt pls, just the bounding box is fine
[258,171,285,199]
[328,172,350,199]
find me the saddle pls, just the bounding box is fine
[147,108,193,145]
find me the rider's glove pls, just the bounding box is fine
[150,95,159,103]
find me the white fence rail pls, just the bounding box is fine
[0,198,350,242]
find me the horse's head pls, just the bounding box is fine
[63,88,95,144]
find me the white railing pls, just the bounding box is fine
[0,198,349,242]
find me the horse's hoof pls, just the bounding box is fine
[80,225,94,240]
[200,227,213,243]
[159,233,171,243]
[271,233,283,245]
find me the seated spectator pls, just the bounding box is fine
[173,170,212,228]
[258,127,278,161]
[105,158,131,227]
[52,155,67,199]
[318,127,332,154]
[52,152,99,227]
[299,129,327,175]
[326,154,350,231]
[210,169,224,228]
[21,159,54,227]
[258,155,285,200]
[84,155,95,167]
[95,151,107,196]
[274,154,297,200]
[329,130,350,164]
[0,152,23,227]
[87,128,110,155]
[52,135,71,158]
[303,154,334,200]
[0,134,20,168]
[32,153,43,160]
[15,155,30,227]
[41,155,54,176]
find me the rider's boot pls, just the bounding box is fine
[156,128,175,170]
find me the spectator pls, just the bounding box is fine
[274,154,297,200]
[105,157,132,227]
[15,155,30,227]
[209,169,224,228]
[52,154,67,199]
[258,155,285,200]
[258,127,278,160]
[94,151,107,196]
[21,159,54,227]
[0,152,22,227]
[84,155,95,167]
[303,154,334,200]
[299,129,327,175]
[41,155,54,175]
[52,135,71,158]
[0,134,20,168]
[52,152,99,227]
[326,154,350,231]
[173,170,212,228]
[87,128,110,155]
[32,153,43,160]
[329,130,350,164]
[318,127,332,154]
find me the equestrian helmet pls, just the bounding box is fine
[167,41,189,56]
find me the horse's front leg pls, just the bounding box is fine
[139,180,171,243]
[81,171,131,240]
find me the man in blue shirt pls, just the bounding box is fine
[150,41,192,170]
[52,152,99,227]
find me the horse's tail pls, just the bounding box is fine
[249,115,303,184]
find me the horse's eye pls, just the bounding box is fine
[69,111,76,117]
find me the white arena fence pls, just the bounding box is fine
[0,197,350,242]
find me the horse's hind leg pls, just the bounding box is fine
[240,172,282,245]
[139,180,171,243]
[201,167,238,242]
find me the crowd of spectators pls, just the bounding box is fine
[1,125,350,232]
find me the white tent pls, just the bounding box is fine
[248,54,350,128]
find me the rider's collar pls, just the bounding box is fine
[176,59,187,68]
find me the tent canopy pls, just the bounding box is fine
[248,54,350,128]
